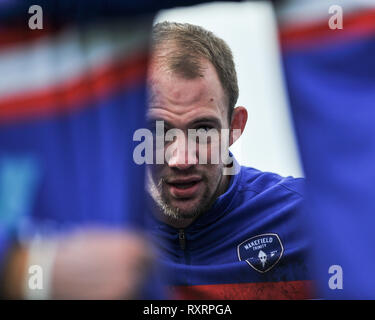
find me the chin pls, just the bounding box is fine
[171,200,200,215]
[162,195,199,214]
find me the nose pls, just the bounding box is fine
[166,132,198,170]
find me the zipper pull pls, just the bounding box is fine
[178,229,186,250]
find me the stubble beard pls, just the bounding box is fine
[146,168,221,224]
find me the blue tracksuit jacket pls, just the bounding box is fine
[147,164,315,299]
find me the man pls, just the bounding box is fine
[146,21,315,299]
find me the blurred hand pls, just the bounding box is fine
[50,229,154,299]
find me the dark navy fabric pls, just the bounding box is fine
[0,0,238,26]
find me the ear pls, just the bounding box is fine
[229,106,248,146]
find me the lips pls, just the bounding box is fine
[165,176,202,198]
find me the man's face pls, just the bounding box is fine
[147,59,231,225]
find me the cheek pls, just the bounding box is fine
[148,164,164,182]
[204,130,229,165]
[202,164,223,187]
[196,139,221,164]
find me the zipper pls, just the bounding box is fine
[178,229,191,264]
[178,229,186,250]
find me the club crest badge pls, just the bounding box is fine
[237,233,284,273]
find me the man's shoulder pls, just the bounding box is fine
[238,166,305,199]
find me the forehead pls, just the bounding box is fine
[147,59,228,126]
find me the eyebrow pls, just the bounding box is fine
[188,117,222,128]
[146,116,222,129]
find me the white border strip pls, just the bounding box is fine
[0,19,150,99]
[277,0,375,26]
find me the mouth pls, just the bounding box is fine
[165,177,202,199]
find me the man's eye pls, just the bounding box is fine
[196,126,212,132]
